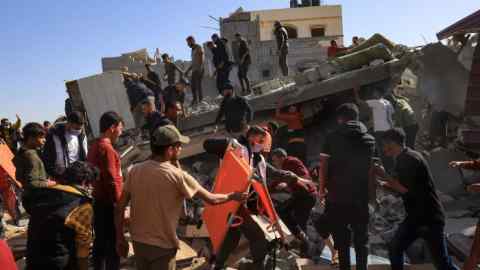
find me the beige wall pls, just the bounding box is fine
[250,5,343,44]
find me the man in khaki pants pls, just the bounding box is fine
[115,125,247,270]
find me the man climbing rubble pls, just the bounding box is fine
[319,103,376,270]
[141,97,173,135]
[185,36,205,106]
[269,148,317,255]
[115,125,247,270]
[214,83,253,137]
[123,73,155,128]
[377,128,458,270]
[274,21,289,77]
[366,89,395,173]
[163,78,188,118]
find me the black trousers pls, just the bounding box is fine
[215,214,268,269]
[327,202,369,270]
[389,221,458,270]
[216,66,232,95]
[238,63,251,93]
[278,192,316,236]
[93,202,120,270]
[279,52,288,76]
[191,69,204,104]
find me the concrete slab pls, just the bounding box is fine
[77,71,136,137]
[415,43,470,116]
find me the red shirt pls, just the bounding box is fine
[272,156,316,194]
[0,240,17,270]
[88,138,123,204]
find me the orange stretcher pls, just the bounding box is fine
[0,144,18,220]
[202,144,252,255]
[0,144,16,181]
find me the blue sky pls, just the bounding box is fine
[1,0,477,124]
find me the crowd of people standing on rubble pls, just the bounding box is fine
[0,22,478,270]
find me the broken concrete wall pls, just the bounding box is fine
[77,71,136,137]
[414,43,470,116]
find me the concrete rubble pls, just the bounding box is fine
[3,4,480,270]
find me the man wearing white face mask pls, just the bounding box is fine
[43,111,88,181]
[213,126,271,270]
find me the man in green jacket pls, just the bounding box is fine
[13,122,56,212]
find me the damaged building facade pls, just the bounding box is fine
[221,4,343,83]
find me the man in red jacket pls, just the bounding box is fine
[270,148,317,254]
[88,111,124,270]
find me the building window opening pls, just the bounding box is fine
[284,25,298,39]
[262,69,271,78]
[311,27,325,37]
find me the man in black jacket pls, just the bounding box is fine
[211,34,233,95]
[214,84,253,136]
[124,75,155,128]
[319,103,376,270]
[42,111,88,181]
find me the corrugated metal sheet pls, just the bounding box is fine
[437,9,480,39]
[77,71,136,137]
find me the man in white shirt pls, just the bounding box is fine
[366,90,395,172]
[42,111,88,180]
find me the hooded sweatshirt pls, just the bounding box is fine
[323,121,376,207]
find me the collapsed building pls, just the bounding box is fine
[7,2,480,270]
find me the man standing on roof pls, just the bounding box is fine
[162,53,184,87]
[211,34,233,95]
[115,125,247,270]
[185,36,205,106]
[214,84,253,137]
[235,33,252,95]
[274,21,289,77]
[88,111,124,270]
